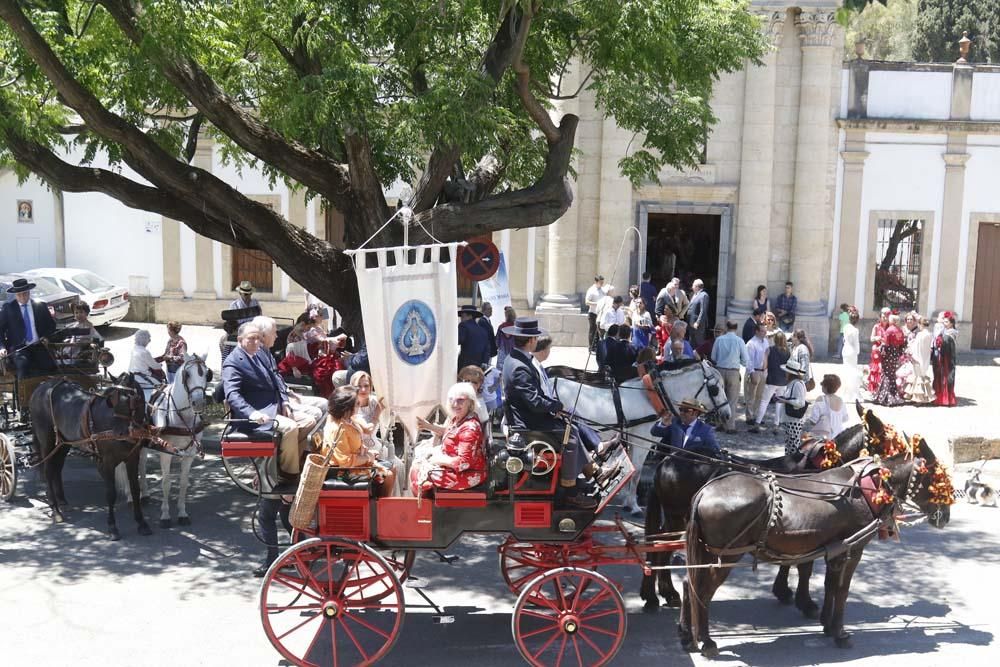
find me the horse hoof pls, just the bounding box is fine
[58,498,69,508]
[643,599,659,614]
[823,625,834,637]
[52,512,65,524]
[834,634,853,649]
[701,641,719,658]
[798,600,820,619]
[772,586,793,605]
[138,524,153,536]
[159,519,172,529]
[664,591,683,608]
[109,529,121,541]
[177,516,191,526]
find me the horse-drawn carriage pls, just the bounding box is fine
[0,336,115,502]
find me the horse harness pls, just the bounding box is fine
[146,358,208,457]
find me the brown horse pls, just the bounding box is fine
[30,373,154,540]
[681,427,952,656]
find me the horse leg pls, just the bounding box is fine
[693,559,736,657]
[114,461,129,505]
[678,581,695,652]
[125,454,153,536]
[794,560,820,619]
[42,456,65,523]
[820,559,835,632]
[97,461,121,540]
[658,514,684,608]
[137,448,149,501]
[159,452,173,528]
[640,486,662,611]
[176,455,193,526]
[772,565,793,604]
[827,552,863,648]
[53,448,70,507]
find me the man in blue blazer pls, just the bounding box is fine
[458,304,491,370]
[650,398,721,459]
[222,321,301,477]
[0,278,58,378]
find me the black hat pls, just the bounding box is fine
[507,317,547,338]
[6,278,35,294]
[458,304,483,318]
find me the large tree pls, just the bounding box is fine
[0,0,764,333]
[912,0,1000,63]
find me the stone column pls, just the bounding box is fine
[538,63,582,312]
[937,148,969,313]
[731,8,785,309]
[835,131,868,309]
[788,8,841,354]
[191,138,216,299]
[160,216,184,298]
[788,8,839,301]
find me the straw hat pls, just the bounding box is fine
[780,359,807,378]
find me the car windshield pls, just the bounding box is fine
[72,271,114,292]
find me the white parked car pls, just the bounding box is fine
[25,268,130,327]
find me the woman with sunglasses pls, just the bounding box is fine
[410,382,486,497]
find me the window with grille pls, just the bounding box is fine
[873,218,923,311]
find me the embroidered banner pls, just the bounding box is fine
[353,244,459,438]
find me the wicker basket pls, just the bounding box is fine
[289,448,335,530]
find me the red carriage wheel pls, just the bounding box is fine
[1,433,16,502]
[499,538,595,596]
[260,537,404,666]
[383,549,416,585]
[512,568,626,667]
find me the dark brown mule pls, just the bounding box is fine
[640,419,870,615]
[680,429,952,656]
[30,373,154,540]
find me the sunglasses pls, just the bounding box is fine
[679,407,697,414]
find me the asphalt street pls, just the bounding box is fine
[1,323,998,665]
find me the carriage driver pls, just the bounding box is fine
[0,277,58,378]
[501,317,597,510]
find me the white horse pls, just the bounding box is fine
[148,354,210,527]
[551,359,732,513]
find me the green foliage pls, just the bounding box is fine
[912,0,1000,63]
[0,0,766,194]
[846,0,918,61]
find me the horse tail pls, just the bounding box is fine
[686,488,710,646]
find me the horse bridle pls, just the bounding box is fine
[691,361,729,415]
[149,358,210,455]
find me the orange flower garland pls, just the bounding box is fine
[872,467,895,506]
[819,440,842,469]
[928,463,955,506]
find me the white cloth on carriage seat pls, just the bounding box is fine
[285,340,311,363]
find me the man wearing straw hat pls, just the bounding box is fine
[650,398,720,459]
[502,317,597,510]
[229,281,261,325]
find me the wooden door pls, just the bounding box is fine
[971,224,1000,349]
[232,248,273,293]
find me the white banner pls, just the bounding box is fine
[353,244,459,439]
[477,252,512,331]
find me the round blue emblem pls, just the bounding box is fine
[391,300,437,365]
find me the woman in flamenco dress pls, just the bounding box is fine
[873,313,906,406]
[932,311,959,407]
[867,307,890,395]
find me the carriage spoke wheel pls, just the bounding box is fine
[260,538,404,667]
[499,539,594,596]
[512,568,626,667]
[222,455,263,495]
[0,433,16,502]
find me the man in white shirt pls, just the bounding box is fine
[599,295,626,335]
[744,322,770,431]
[584,275,607,352]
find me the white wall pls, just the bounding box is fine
[59,148,164,296]
[970,72,1000,121]
[856,132,947,312]
[956,134,1000,315]
[0,171,60,272]
[867,71,952,120]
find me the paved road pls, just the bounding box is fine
[2,323,998,665]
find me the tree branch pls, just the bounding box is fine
[96,0,352,206]
[510,5,561,144]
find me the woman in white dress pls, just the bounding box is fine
[125,329,164,502]
[840,306,861,403]
[904,316,935,404]
[803,374,850,441]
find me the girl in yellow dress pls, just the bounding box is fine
[319,386,395,497]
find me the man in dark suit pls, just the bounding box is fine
[650,398,721,459]
[458,304,491,370]
[0,278,58,378]
[502,317,597,509]
[742,308,765,343]
[686,278,710,346]
[478,302,498,360]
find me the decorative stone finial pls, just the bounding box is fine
[957,31,971,63]
[854,38,866,60]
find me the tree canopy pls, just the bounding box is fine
[0,1,765,331]
[912,0,1000,63]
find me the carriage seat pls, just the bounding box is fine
[221,429,280,443]
[322,476,372,491]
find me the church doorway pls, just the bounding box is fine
[644,213,721,330]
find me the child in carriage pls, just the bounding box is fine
[317,385,395,497]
